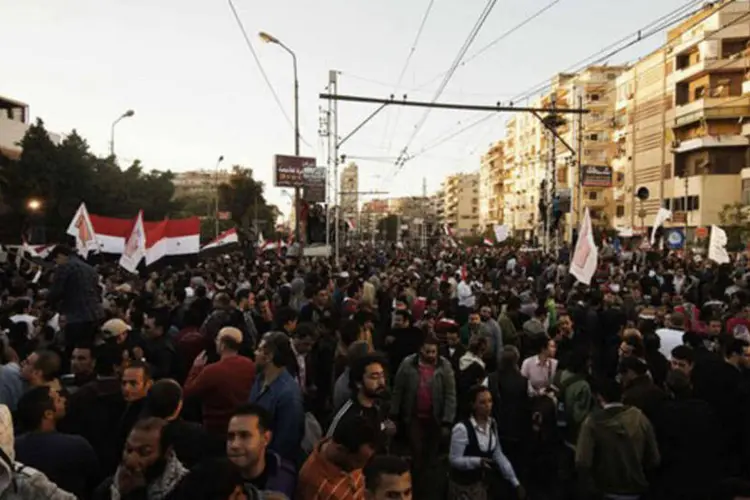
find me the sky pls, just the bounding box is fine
[1,0,690,217]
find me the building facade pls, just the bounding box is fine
[501,65,627,240]
[173,170,232,200]
[442,173,480,236]
[340,163,359,222]
[479,141,505,228]
[613,0,750,236]
[361,199,389,235]
[0,96,61,159]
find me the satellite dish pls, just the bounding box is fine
[636,187,650,201]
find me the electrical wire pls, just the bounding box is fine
[413,0,564,91]
[509,0,712,103]
[399,0,715,172]
[227,0,312,148]
[394,0,500,171]
[380,0,437,153]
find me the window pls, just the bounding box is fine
[589,93,600,101]
[663,199,671,210]
[616,205,625,217]
[588,133,599,141]
[694,86,706,100]
[588,191,598,201]
[687,195,700,211]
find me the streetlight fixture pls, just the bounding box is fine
[259,30,302,248]
[27,198,42,212]
[110,109,135,157]
[214,155,225,238]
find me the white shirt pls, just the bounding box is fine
[457,280,475,308]
[10,314,37,339]
[449,417,519,487]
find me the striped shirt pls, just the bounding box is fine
[296,439,365,500]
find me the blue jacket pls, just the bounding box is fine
[0,364,23,412]
[249,370,304,463]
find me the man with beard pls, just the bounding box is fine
[385,310,424,374]
[327,354,393,446]
[94,417,188,500]
[226,404,297,498]
[478,305,503,372]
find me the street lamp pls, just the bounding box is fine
[27,198,42,212]
[259,30,302,247]
[214,155,225,238]
[110,109,135,157]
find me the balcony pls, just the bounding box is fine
[674,96,750,127]
[671,55,749,85]
[673,134,749,153]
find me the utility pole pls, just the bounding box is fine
[323,79,334,253]
[330,70,340,263]
[576,93,584,239]
[422,177,427,249]
[549,94,557,255]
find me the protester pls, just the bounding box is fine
[183,326,256,436]
[364,455,413,500]
[448,385,524,500]
[249,331,304,464]
[94,417,188,499]
[226,404,296,498]
[14,386,98,497]
[296,414,378,500]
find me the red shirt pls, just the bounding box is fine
[727,317,750,340]
[184,355,256,435]
[415,363,435,419]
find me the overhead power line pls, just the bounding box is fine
[394,0,500,170]
[509,0,711,103]
[414,0,564,91]
[381,0,437,153]
[227,0,312,148]
[399,0,714,166]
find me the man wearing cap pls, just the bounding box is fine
[184,327,256,436]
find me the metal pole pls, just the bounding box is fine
[291,50,302,253]
[576,93,584,240]
[214,155,224,239]
[550,93,557,255]
[109,121,116,157]
[333,71,340,263]
[325,79,333,251]
[684,174,689,242]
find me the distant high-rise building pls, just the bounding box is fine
[340,162,359,221]
[442,173,480,236]
[479,141,504,228]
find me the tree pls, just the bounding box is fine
[0,120,191,243]
[217,166,277,244]
[719,203,750,251]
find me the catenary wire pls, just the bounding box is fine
[227,0,312,148]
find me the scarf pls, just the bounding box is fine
[111,451,187,500]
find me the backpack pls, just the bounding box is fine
[551,371,585,429]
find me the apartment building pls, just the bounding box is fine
[361,199,389,235]
[442,173,480,236]
[0,96,61,159]
[614,0,750,235]
[431,191,445,226]
[340,163,359,221]
[173,170,232,200]
[502,65,627,240]
[479,141,505,228]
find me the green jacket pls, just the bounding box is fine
[554,370,593,445]
[575,404,660,496]
[497,313,519,348]
[390,354,456,426]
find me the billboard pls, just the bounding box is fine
[273,155,316,188]
[581,165,613,187]
[303,167,327,203]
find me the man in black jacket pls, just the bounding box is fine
[439,327,466,375]
[48,245,104,357]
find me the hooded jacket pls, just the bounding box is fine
[575,404,660,496]
[0,405,76,500]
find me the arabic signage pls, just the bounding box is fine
[273,155,316,188]
[581,165,613,188]
[303,167,327,203]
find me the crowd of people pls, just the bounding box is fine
[0,241,749,499]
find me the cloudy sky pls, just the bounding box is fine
[2,0,689,216]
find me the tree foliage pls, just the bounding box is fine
[0,120,274,244]
[217,166,279,243]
